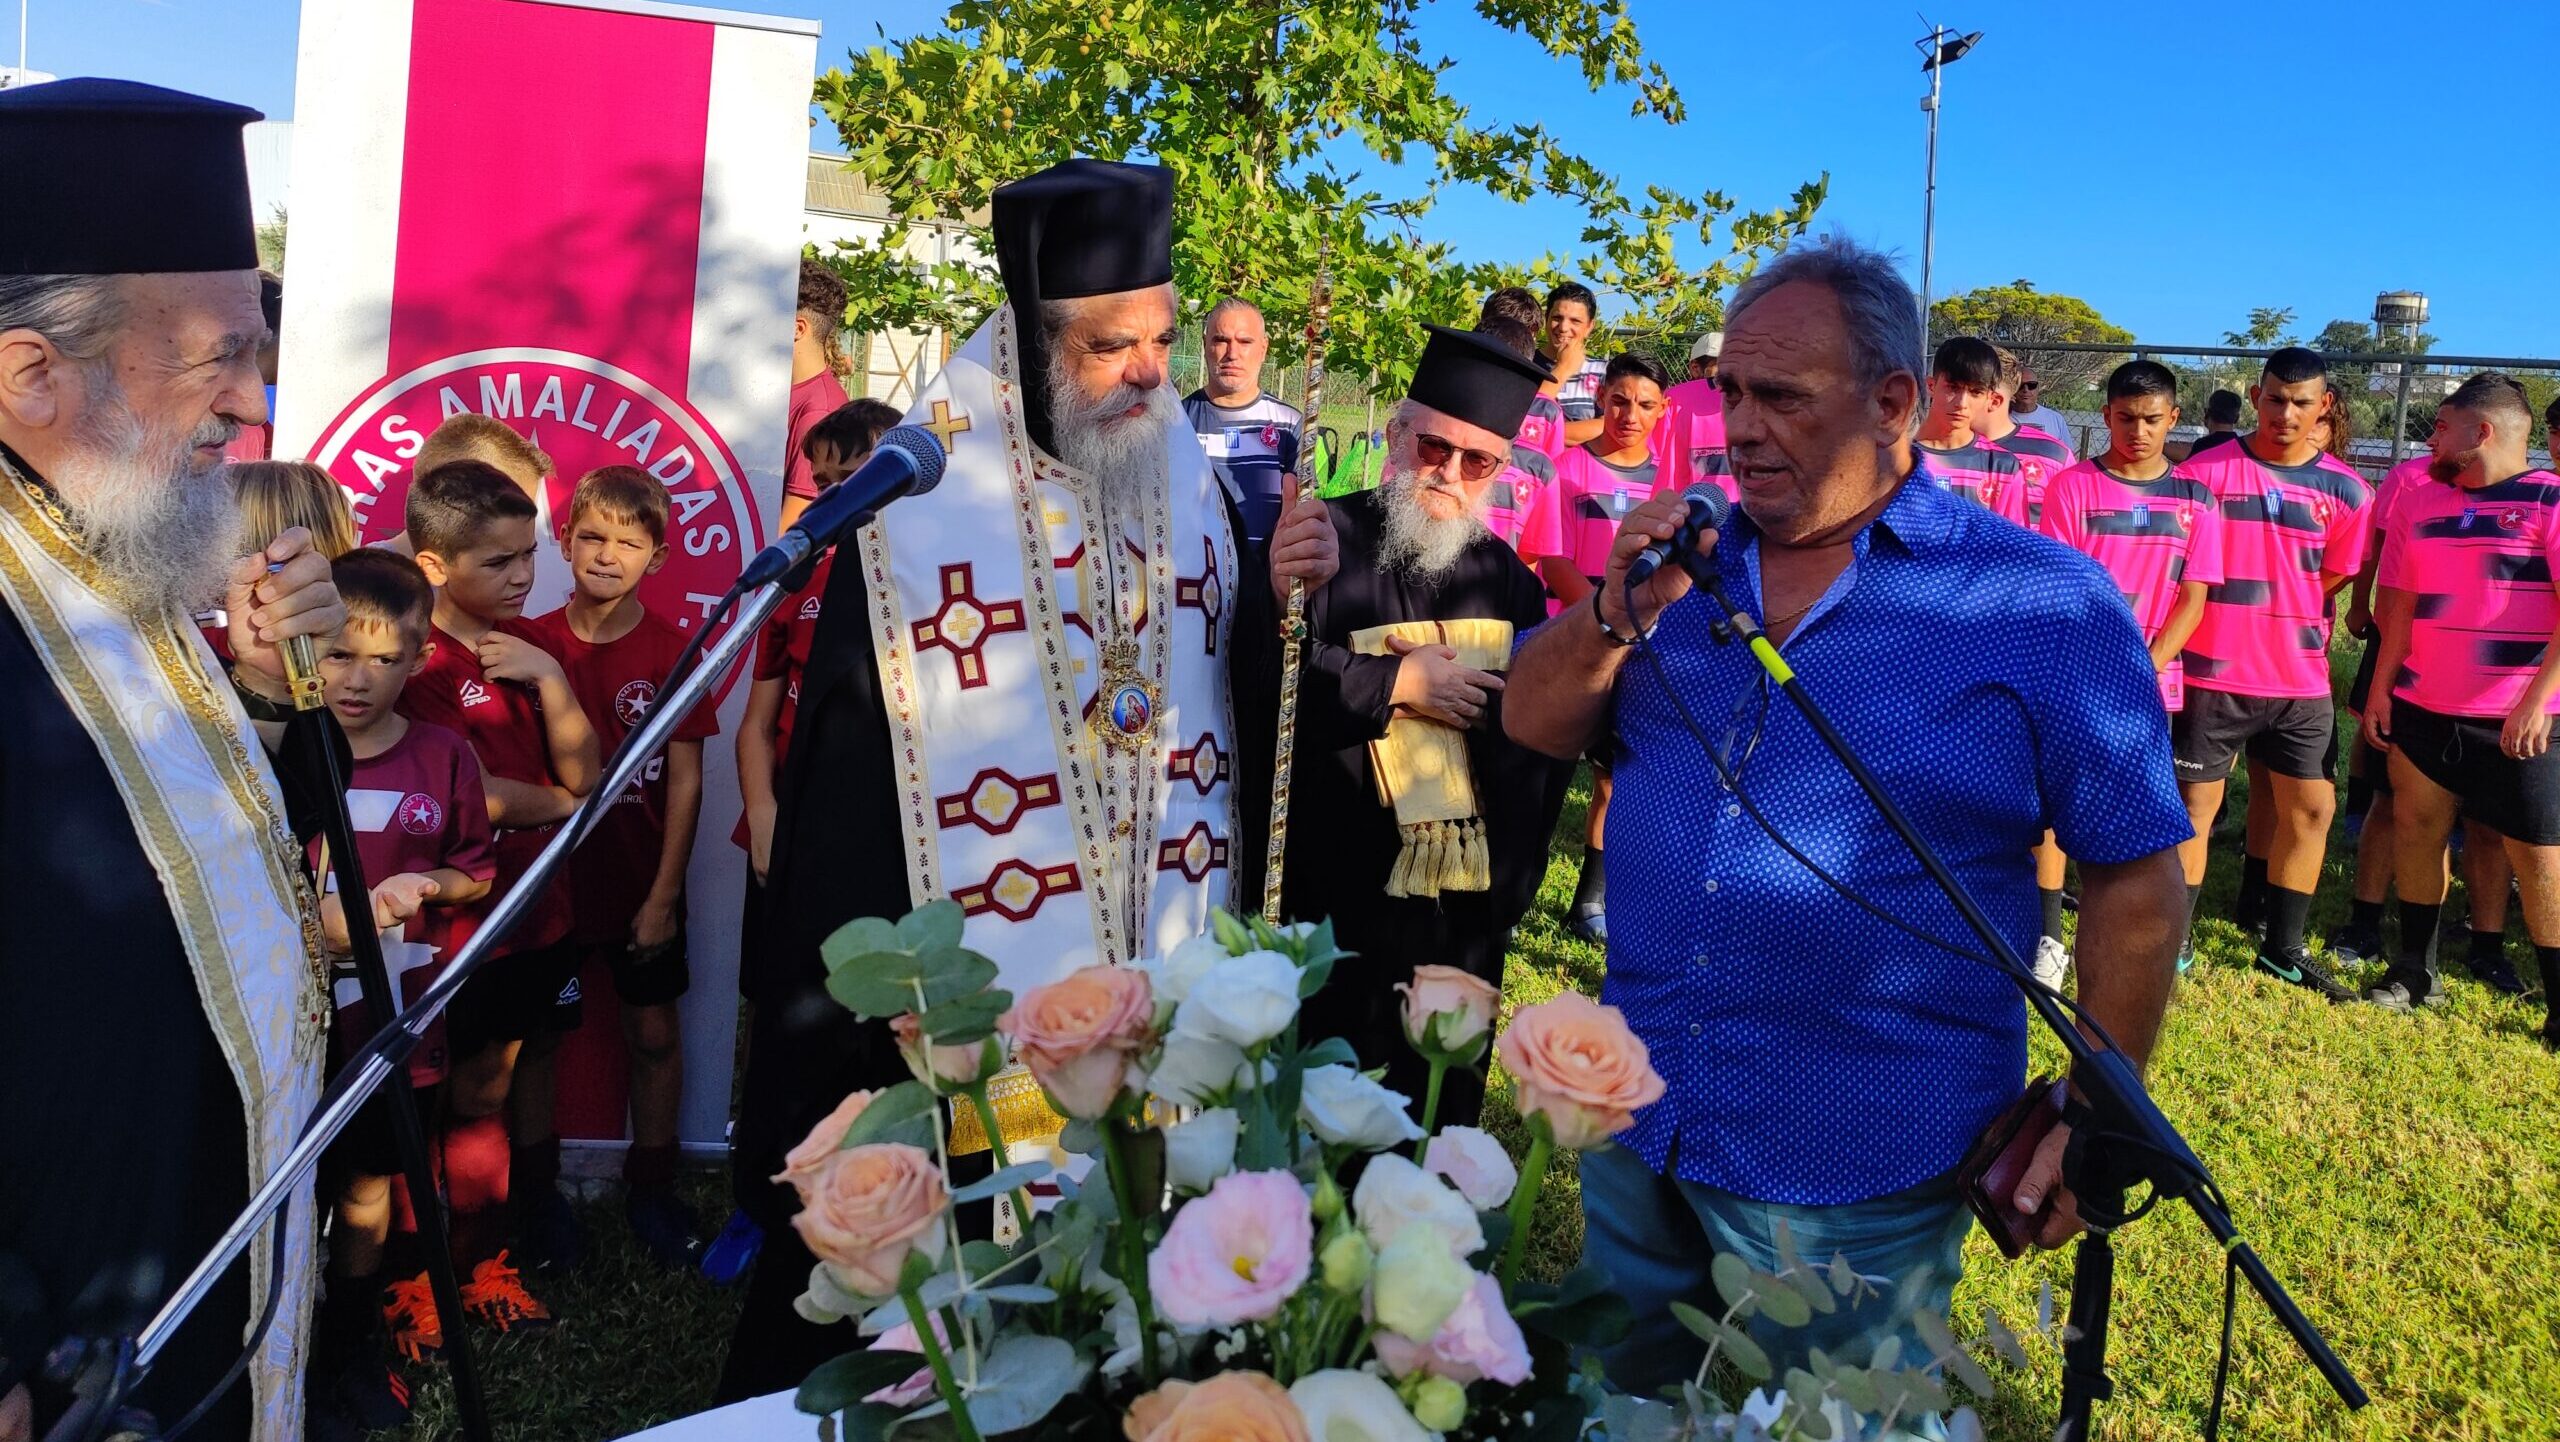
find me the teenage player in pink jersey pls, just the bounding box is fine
[2361,375,2560,1029]
[1655,350,1736,502]
[1983,345,2076,527]
[2173,349,2373,999]
[2040,362,2224,978]
[1519,351,1685,942]
[1914,337,2029,524]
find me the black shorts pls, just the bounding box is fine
[2172,689,2336,783]
[323,1079,444,1186]
[586,931,692,1008]
[447,940,583,1057]
[2389,701,2560,846]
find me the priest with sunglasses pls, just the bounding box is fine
[1238,325,1574,1130]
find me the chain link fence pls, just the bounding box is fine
[2001,341,2560,483]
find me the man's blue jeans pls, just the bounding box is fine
[1580,1142,1973,1400]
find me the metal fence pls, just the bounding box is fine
[1998,341,2560,483]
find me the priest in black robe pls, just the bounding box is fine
[0,80,348,1442]
[718,159,1331,1403]
[1234,325,1574,1130]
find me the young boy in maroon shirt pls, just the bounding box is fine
[401,460,601,1293]
[307,549,496,1430]
[517,465,720,1267]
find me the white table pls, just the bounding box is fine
[616,1390,811,1440]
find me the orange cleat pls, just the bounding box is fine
[381,1274,444,1364]
[459,1251,559,1337]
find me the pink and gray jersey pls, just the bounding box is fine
[2378,469,2560,719]
[1514,393,1568,469]
[1987,424,2075,528]
[2038,460,2226,711]
[2179,444,2373,699]
[1521,444,1668,585]
[1485,445,1555,552]
[2369,455,2432,544]
[1654,376,1734,495]
[1917,438,2029,525]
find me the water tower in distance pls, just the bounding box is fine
[2372,290,2428,349]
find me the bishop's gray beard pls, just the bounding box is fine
[49,372,243,620]
[1377,462,1488,585]
[1045,345,1179,528]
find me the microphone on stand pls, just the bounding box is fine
[736,424,949,590]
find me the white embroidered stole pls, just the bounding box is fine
[0,462,325,1442]
[859,309,1239,998]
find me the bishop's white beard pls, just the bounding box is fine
[48,371,243,620]
[1046,346,1179,529]
[1377,462,1489,584]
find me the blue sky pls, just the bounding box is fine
[35,0,2560,356]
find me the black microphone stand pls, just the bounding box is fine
[1662,554,2367,1438]
[286,706,493,1442]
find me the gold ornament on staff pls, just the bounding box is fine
[1262,236,1329,925]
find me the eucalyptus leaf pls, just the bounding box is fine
[1912,1308,1961,1365]
[1711,1252,1756,1312]
[1948,1405,1988,1442]
[1668,1300,1718,1343]
[838,1082,940,1151]
[1714,1321,1772,1381]
[1782,1369,1831,1440]
[975,1283,1058,1305]
[959,1240,1013,1281]
[1982,1307,2033,1370]
[820,917,902,972]
[824,957,929,1020]
[796,1351,933,1415]
[1829,1252,1859,1296]
[1056,1117,1103,1157]
[1753,1269,1812,1329]
[1944,1345,1995,1400]
[949,1160,1051,1205]
[940,1333,1086,1434]
[912,946,999,1009]
[895,900,965,953]
[919,990,1009,1044]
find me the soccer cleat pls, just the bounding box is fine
[2466,953,2527,997]
[2363,970,2445,1012]
[2176,934,2195,976]
[381,1274,444,1364]
[626,1188,709,1271]
[2031,935,2072,992]
[460,1252,559,1336]
[1567,904,1607,945]
[701,1208,764,1286]
[513,1185,588,1275]
[2327,926,2386,969]
[2255,944,2357,1003]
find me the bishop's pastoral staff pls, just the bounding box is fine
[0,80,355,1442]
[719,158,1339,1402]
[1235,324,1575,1130]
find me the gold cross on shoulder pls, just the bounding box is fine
[924,399,974,452]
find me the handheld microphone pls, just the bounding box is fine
[736,424,948,590]
[1623,483,1726,589]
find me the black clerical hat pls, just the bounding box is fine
[1408,324,1552,438]
[0,78,262,276]
[991,159,1175,313]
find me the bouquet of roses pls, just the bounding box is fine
[778,902,1670,1441]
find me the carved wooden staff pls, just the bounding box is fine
[1261,237,1329,924]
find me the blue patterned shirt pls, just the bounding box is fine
[1604,471,2190,1206]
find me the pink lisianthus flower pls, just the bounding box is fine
[1371,1271,1531,1386]
[1148,1170,1314,1328]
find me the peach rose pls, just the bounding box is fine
[1123,1372,1311,1442]
[891,1012,1000,1091]
[1397,965,1499,1057]
[1493,993,1666,1150]
[775,1089,877,1192]
[1003,964,1156,1119]
[789,1142,949,1298]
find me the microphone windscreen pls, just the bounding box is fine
[873,424,949,496]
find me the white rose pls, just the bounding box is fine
[1149,1032,1253,1108]
[1299,1065,1424,1152]
[1352,1152,1483,1258]
[1368,1230,1473,1343]
[1420,1126,1518,1210]
[1288,1368,1434,1442]
[1162,1107,1239,1194]
[1136,934,1231,1005]
[1173,948,1303,1049]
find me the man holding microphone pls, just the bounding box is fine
[1505,236,2193,1394]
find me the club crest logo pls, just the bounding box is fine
[2500,507,2528,531]
[614,678,656,728]
[457,678,494,709]
[396,793,443,836]
[309,348,762,700]
[2178,505,2197,528]
[1259,423,1280,447]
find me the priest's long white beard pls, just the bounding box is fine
[50,371,243,619]
[1046,346,1179,528]
[1377,462,1489,584]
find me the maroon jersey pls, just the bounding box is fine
[517,608,720,942]
[315,721,496,1085]
[398,618,575,951]
[734,553,834,849]
[783,370,851,502]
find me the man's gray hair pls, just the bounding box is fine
[1203,296,1262,330]
[1727,235,1924,418]
[0,274,128,362]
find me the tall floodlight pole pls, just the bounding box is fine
[1916,23,1983,346]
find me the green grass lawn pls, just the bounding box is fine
[397,709,2560,1440]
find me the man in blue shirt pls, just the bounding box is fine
[1506,236,2191,1394]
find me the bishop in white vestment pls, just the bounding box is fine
[720,158,1334,1400]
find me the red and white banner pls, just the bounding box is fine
[279,0,820,1148]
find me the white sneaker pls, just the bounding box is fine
[2031,935,2072,991]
